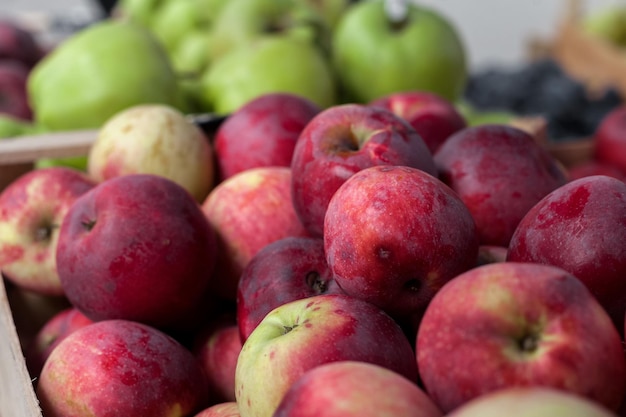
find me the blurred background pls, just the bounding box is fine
[2,0,624,70]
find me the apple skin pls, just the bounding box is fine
[235,294,419,417]
[0,59,33,120]
[416,262,626,413]
[56,174,218,330]
[0,167,97,295]
[368,90,467,154]
[201,166,309,301]
[37,319,209,417]
[87,104,216,203]
[274,361,443,417]
[214,93,321,182]
[24,306,93,378]
[194,402,240,417]
[331,0,467,103]
[507,175,626,334]
[192,314,242,404]
[324,165,478,318]
[447,387,619,417]
[237,236,344,342]
[291,103,437,237]
[434,124,568,247]
[594,105,626,174]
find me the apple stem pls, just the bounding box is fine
[385,0,410,29]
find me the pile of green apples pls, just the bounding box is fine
[25,0,468,134]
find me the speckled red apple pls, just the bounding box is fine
[324,165,478,318]
[0,167,97,295]
[507,175,626,333]
[214,93,321,182]
[416,262,626,413]
[434,124,567,247]
[290,103,437,237]
[201,166,309,301]
[56,174,217,330]
[37,319,209,417]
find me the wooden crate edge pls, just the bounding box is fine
[0,277,43,417]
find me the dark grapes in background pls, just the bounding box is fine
[463,58,623,142]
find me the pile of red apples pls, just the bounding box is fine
[2,89,626,417]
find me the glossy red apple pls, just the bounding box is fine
[368,90,467,154]
[324,165,478,318]
[37,319,209,417]
[434,124,568,247]
[416,262,626,413]
[0,167,97,295]
[507,175,626,333]
[235,294,419,417]
[274,361,443,417]
[56,174,218,330]
[236,236,343,342]
[290,103,437,237]
[201,166,309,301]
[214,93,321,181]
[594,105,626,174]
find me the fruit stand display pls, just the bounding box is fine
[3,1,626,417]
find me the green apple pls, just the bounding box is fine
[114,0,169,27]
[200,36,336,114]
[150,0,228,55]
[332,0,468,103]
[28,19,187,132]
[208,0,331,61]
[0,114,38,138]
[171,28,215,76]
[295,0,353,31]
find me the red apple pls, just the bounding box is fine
[193,314,242,404]
[214,93,321,181]
[235,294,419,417]
[274,361,443,417]
[434,124,568,247]
[194,402,240,417]
[236,236,343,342]
[0,166,97,295]
[594,105,626,174]
[201,166,309,301]
[37,319,209,417]
[416,262,626,413]
[324,165,478,318]
[290,103,437,237]
[368,90,467,154]
[0,59,32,120]
[447,387,619,417]
[507,175,626,333]
[0,20,44,68]
[25,306,93,378]
[56,174,218,330]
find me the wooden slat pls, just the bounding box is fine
[0,130,97,166]
[0,277,42,417]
